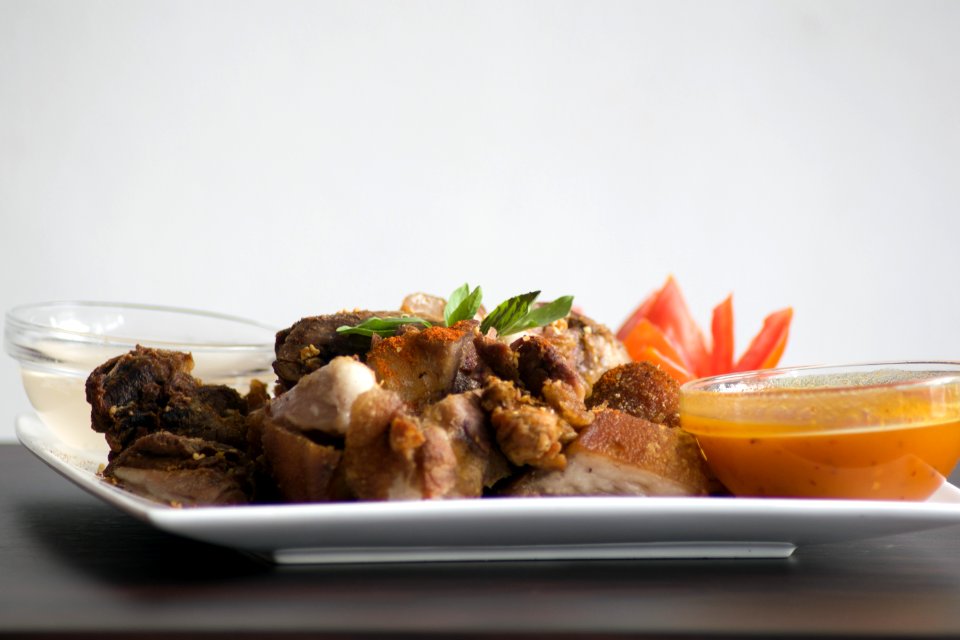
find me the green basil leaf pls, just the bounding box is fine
[513,296,574,332]
[444,284,483,326]
[336,316,432,338]
[480,290,540,336]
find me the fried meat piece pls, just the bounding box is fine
[366,320,490,408]
[260,423,346,502]
[273,310,393,393]
[421,391,511,494]
[256,357,376,502]
[480,378,576,471]
[343,387,507,500]
[586,362,681,428]
[539,313,631,392]
[86,346,249,459]
[266,356,377,437]
[504,409,712,497]
[512,334,593,428]
[342,386,445,500]
[102,431,255,506]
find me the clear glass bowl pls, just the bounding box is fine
[680,362,960,500]
[4,301,277,452]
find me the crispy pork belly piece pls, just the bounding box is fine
[102,431,255,506]
[257,357,376,502]
[504,409,712,497]
[86,346,249,459]
[586,362,681,428]
[512,335,593,428]
[480,378,576,471]
[343,387,507,500]
[273,310,393,393]
[421,391,511,494]
[473,333,518,381]
[539,313,631,392]
[366,320,490,408]
[342,386,450,500]
[266,356,377,437]
[260,422,346,502]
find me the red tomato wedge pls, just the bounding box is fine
[708,294,734,377]
[733,307,793,372]
[621,319,689,372]
[618,277,793,383]
[632,346,695,385]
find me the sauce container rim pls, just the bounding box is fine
[681,361,960,397]
[4,300,278,353]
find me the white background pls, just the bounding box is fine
[2,1,959,442]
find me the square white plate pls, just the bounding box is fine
[17,413,960,564]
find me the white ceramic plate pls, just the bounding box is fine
[17,413,960,564]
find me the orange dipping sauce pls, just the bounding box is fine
[680,363,960,500]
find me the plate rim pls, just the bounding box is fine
[17,413,960,563]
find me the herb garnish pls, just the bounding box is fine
[335,316,432,338]
[336,284,573,339]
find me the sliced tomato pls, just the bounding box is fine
[642,276,709,376]
[633,345,695,385]
[621,318,687,369]
[616,288,658,342]
[708,294,734,376]
[733,307,793,372]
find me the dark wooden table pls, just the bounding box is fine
[5,443,960,639]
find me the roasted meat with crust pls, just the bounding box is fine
[102,431,255,506]
[265,356,377,437]
[586,361,681,428]
[504,409,712,497]
[273,310,393,393]
[537,312,631,392]
[366,320,490,408]
[480,378,577,471]
[257,356,376,502]
[86,345,250,459]
[343,386,508,500]
[260,424,346,502]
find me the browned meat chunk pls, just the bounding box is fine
[265,356,377,437]
[480,378,576,470]
[260,423,346,502]
[256,357,377,502]
[512,335,593,428]
[473,333,518,382]
[420,391,511,494]
[513,334,582,395]
[539,312,631,392]
[273,310,393,393]
[343,387,508,500]
[504,409,712,497]
[342,386,446,500]
[366,320,490,408]
[86,346,249,459]
[103,431,255,506]
[586,362,681,428]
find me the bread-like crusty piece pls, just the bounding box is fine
[586,361,681,428]
[504,409,712,497]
